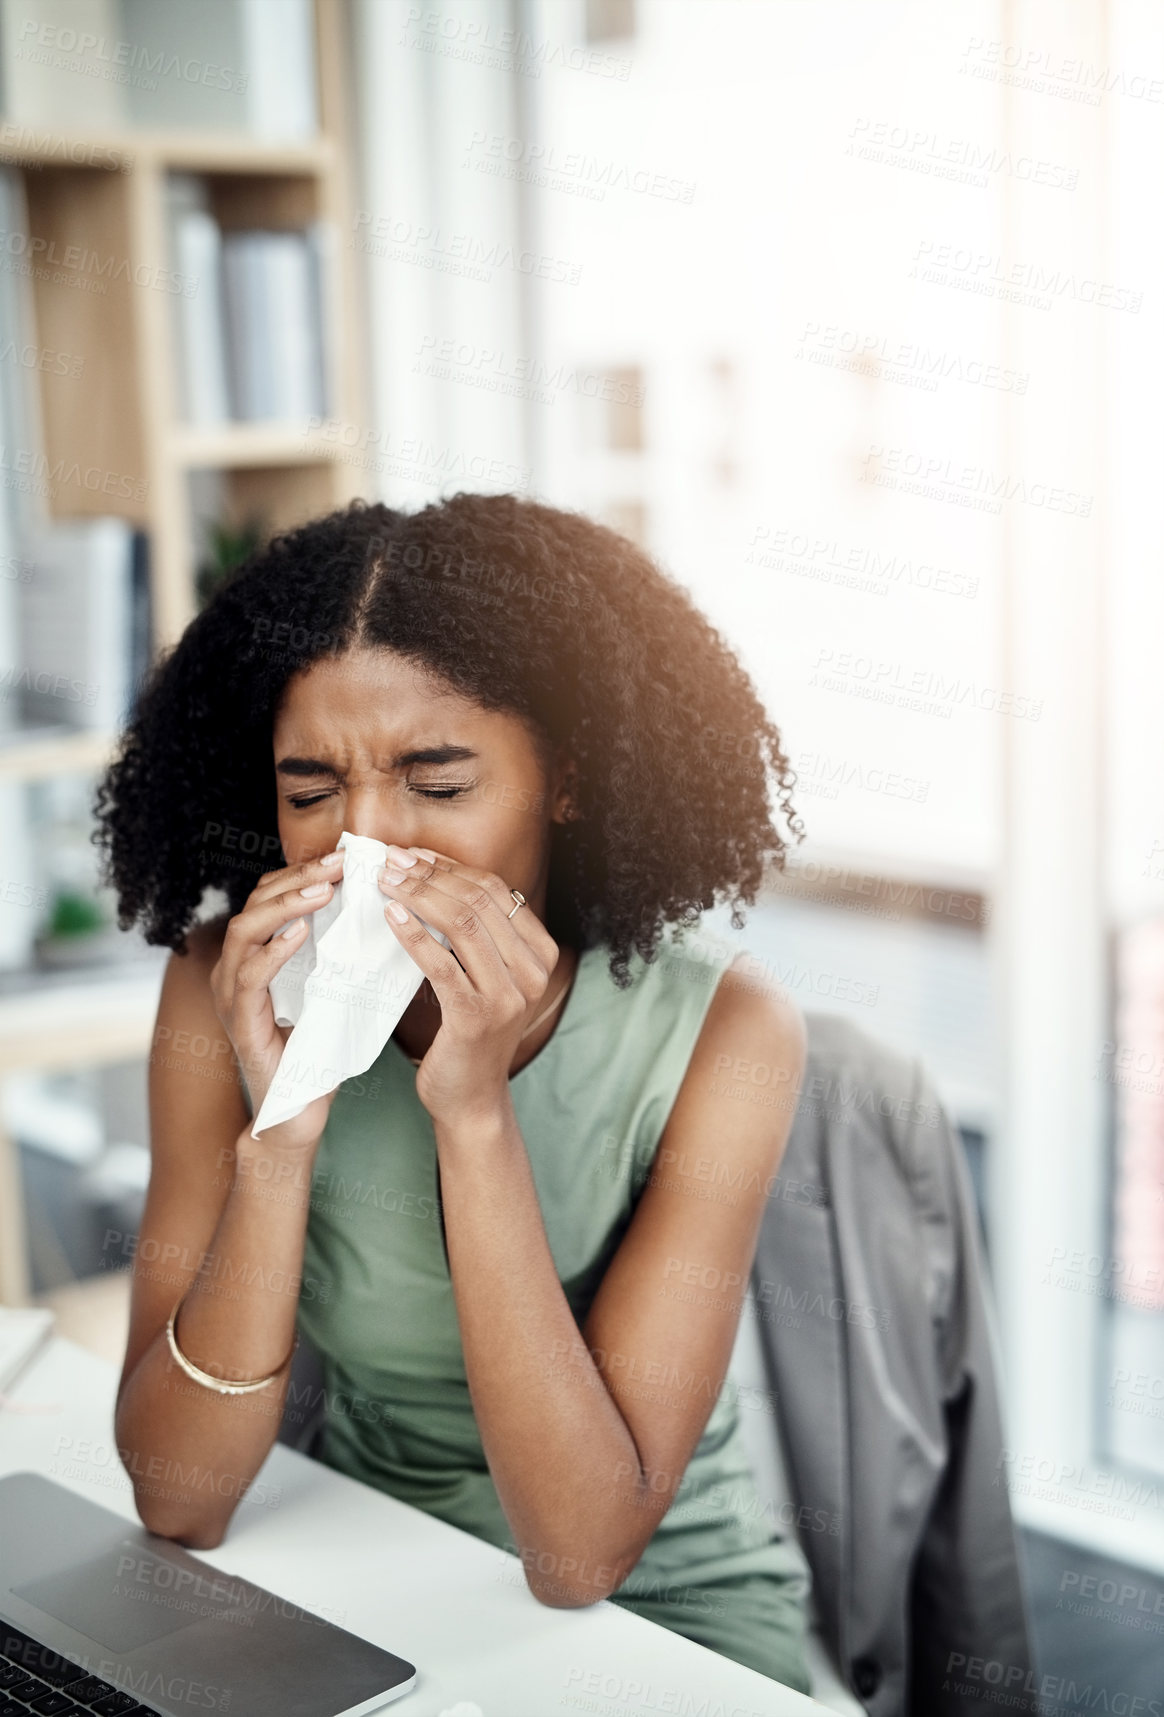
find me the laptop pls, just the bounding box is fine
[0,1471,416,1715]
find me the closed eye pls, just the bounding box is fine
[287,785,471,808]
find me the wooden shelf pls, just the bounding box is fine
[0,964,164,1075]
[0,730,117,783]
[0,129,334,176]
[171,424,342,469]
[2,0,364,662]
[0,3,364,1305]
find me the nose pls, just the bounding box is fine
[343,782,429,850]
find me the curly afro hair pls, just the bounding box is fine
[94,491,803,989]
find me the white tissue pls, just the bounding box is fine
[250,831,449,1137]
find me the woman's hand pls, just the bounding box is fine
[209,849,346,1154]
[377,845,559,1130]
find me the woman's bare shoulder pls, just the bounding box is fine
[178,913,231,968]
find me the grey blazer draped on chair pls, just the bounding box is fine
[750,1010,1034,1714]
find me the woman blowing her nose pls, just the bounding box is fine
[94,491,811,1692]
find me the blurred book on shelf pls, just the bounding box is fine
[0,163,150,746]
[0,166,48,552]
[0,0,318,138]
[167,174,232,426]
[16,517,150,734]
[166,173,328,426]
[222,224,327,421]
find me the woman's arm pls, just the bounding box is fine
[114,926,305,1545]
[435,957,803,1607]
[378,850,803,1607]
[115,852,343,1547]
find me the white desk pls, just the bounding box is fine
[0,1336,843,1717]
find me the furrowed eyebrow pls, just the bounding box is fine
[395,745,479,766]
[275,744,479,777]
[276,756,341,778]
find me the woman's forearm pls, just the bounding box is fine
[433,1099,665,1606]
[114,1130,319,1547]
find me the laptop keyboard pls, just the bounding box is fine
[0,1621,157,1717]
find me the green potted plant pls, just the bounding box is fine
[195,516,266,609]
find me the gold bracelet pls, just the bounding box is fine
[165,1296,298,1396]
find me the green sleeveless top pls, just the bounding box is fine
[295,929,810,1691]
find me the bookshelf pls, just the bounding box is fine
[0,0,365,782]
[0,0,366,1304]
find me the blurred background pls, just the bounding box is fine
[0,0,1160,1695]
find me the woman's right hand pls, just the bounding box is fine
[210,849,346,1154]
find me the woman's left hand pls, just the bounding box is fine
[378,844,559,1129]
